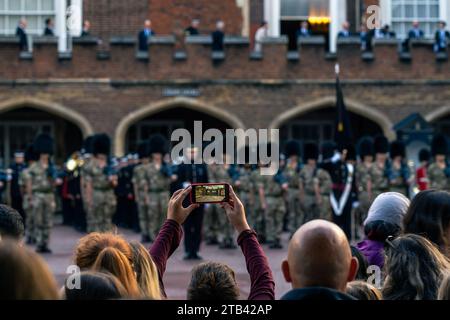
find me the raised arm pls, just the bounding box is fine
[149,187,199,298]
[222,187,275,300]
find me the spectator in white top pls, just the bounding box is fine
[254,21,268,52]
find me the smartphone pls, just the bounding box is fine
[190,183,230,204]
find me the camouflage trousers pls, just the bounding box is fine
[137,197,152,239]
[32,192,55,248]
[88,190,116,233]
[265,196,285,243]
[300,194,331,224]
[23,196,36,241]
[239,191,255,229]
[149,191,169,239]
[287,188,303,232]
[204,204,220,240]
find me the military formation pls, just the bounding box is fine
[1,131,450,254]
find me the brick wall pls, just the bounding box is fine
[148,0,244,35]
[1,39,450,81]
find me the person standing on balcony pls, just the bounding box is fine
[212,20,225,51]
[138,19,155,52]
[43,18,54,36]
[434,21,450,53]
[254,21,268,52]
[16,19,28,52]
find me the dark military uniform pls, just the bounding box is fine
[9,159,26,220]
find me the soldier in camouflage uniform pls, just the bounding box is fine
[24,134,59,253]
[147,134,173,239]
[132,141,153,243]
[258,163,288,249]
[353,137,374,237]
[83,134,118,233]
[428,134,450,191]
[299,143,332,225]
[369,135,390,200]
[388,140,412,197]
[204,163,221,245]
[283,140,303,234]
[234,163,255,229]
[19,144,38,244]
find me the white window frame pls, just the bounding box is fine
[383,0,449,38]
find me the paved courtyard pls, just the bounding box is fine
[28,222,292,300]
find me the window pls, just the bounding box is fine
[391,0,440,38]
[0,0,55,35]
[280,0,329,19]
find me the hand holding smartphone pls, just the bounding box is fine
[190,183,230,204]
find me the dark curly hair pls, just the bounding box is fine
[403,190,450,253]
[0,205,24,240]
[187,261,239,300]
[364,220,401,242]
[382,234,450,300]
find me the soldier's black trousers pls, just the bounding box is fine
[183,206,204,255]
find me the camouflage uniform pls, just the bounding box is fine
[19,166,35,242]
[354,162,373,224]
[299,165,332,224]
[132,163,152,239]
[284,162,302,232]
[251,169,265,238]
[258,173,286,245]
[428,163,450,191]
[83,160,116,233]
[235,166,255,228]
[204,164,221,243]
[147,162,171,239]
[206,164,234,246]
[369,162,390,199]
[388,162,411,196]
[24,162,55,249]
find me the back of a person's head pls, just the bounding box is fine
[403,190,450,253]
[351,246,369,281]
[364,192,410,241]
[187,262,239,300]
[130,241,161,299]
[0,205,24,241]
[92,246,141,298]
[74,232,133,270]
[438,273,450,300]
[346,281,382,300]
[382,234,450,300]
[64,271,127,300]
[0,239,58,299]
[283,220,358,293]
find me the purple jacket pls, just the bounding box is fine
[356,239,385,269]
[149,219,275,300]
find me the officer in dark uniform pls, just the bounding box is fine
[175,146,208,260]
[9,151,27,219]
[320,142,354,239]
[115,157,138,231]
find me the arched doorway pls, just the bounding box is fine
[115,97,245,156]
[426,107,450,136]
[269,97,393,149]
[0,98,93,166]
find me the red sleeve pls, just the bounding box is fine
[149,219,183,299]
[237,229,275,300]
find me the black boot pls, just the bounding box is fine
[36,245,52,254]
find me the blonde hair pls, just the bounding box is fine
[92,247,141,298]
[0,239,59,299]
[347,281,383,300]
[130,241,162,299]
[438,273,450,300]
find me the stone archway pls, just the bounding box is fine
[268,96,395,140]
[114,97,245,156]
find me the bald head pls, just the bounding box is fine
[282,220,358,292]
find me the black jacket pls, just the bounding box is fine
[281,287,356,300]
[16,27,28,51]
[211,30,224,51]
[138,29,155,51]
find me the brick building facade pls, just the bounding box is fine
[0,0,449,166]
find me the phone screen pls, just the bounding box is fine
[191,183,230,204]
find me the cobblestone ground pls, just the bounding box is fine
[27,222,292,300]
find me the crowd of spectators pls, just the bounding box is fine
[0,185,449,300]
